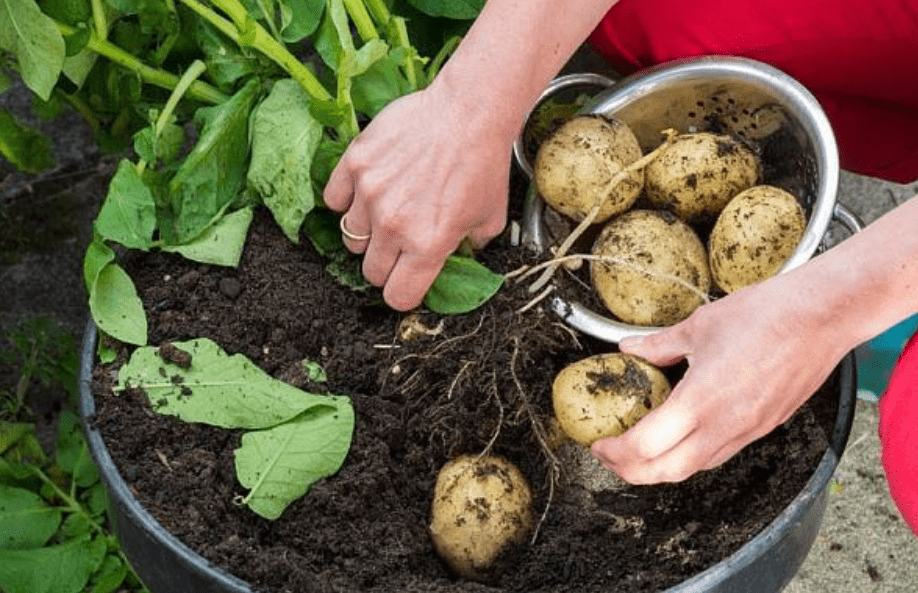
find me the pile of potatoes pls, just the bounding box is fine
[533,114,808,327]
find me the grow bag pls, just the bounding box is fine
[78,320,856,593]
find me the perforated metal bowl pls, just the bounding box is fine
[517,56,861,343]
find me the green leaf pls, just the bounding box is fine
[235,401,354,520]
[406,0,485,19]
[82,237,114,294]
[89,262,147,346]
[0,423,32,456]
[0,0,66,100]
[134,120,185,168]
[93,160,157,250]
[167,80,259,244]
[195,19,263,92]
[351,52,413,118]
[117,338,343,429]
[89,554,128,593]
[0,534,106,593]
[0,108,55,174]
[247,79,323,243]
[161,205,254,266]
[424,255,504,314]
[0,485,61,549]
[278,0,324,42]
[55,410,99,488]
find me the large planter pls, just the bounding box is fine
[79,319,856,593]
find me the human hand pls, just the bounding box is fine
[591,280,848,484]
[323,85,512,311]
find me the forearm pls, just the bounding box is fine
[429,0,619,143]
[782,194,918,351]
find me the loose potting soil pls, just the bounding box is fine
[89,199,838,592]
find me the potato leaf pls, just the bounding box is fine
[424,255,504,314]
[0,0,65,100]
[279,0,324,42]
[93,159,157,250]
[0,108,55,174]
[161,205,254,267]
[89,262,147,346]
[167,80,259,244]
[248,79,323,243]
[236,401,354,520]
[0,485,61,550]
[0,534,106,593]
[54,410,99,489]
[117,338,344,430]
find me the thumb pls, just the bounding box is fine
[619,323,691,368]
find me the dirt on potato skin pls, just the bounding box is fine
[88,197,838,592]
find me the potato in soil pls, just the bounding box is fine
[534,114,644,223]
[552,352,671,446]
[591,209,711,326]
[644,132,761,223]
[709,185,807,293]
[429,454,533,582]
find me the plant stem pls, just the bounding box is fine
[90,0,107,40]
[255,0,283,41]
[32,466,105,538]
[56,23,227,105]
[136,60,208,176]
[181,0,333,103]
[343,0,378,42]
[362,0,391,25]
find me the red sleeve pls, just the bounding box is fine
[589,0,918,183]
[880,331,918,535]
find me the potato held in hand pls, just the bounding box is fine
[429,454,533,582]
[709,185,807,293]
[644,132,760,223]
[534,114,644,223]
[591,210,711,326]
[553,353,671,445]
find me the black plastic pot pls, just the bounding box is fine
[79,320,856,593]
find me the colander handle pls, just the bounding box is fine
[832,202,864,235]
[512,72,617,178]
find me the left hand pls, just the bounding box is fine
[591,278,848,484]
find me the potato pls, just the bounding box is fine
[429,454,533,581]
[644,132,761,222]
[552,352,670,445]
[709,185,807,293]
[591,210,711,326]
[534,114,644,223]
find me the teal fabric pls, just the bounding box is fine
[858,314,918,400]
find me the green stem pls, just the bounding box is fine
[56,23,227,105]
[343,0,378,42]
[32,467,105,538]
[90,0,107,40]
[180,0,333,102]
[150,0,181,66]
[255,0,282,41]
[391,16,418,89]
[136,60,208,176]
[362,0,391,25]
[55,90,100,131]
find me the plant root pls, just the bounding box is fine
[528,129,679,294]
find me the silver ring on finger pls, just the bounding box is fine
[340,213,371,241]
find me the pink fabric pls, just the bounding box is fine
[880,332,918,535]
[589,0,918,183]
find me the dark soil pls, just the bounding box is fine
[88,190,840,592]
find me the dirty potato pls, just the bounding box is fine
[644,132,761,223]
[552,352,671,445]
[429,454,534,582]
[534,114,644,223]
[709,185,807,293]
[591,210,711,326]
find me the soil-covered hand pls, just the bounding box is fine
[323,84,511,311]
[591,278,848,484]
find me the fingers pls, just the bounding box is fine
[323,152,356,212]
[619,323,692,368]
[383,251,448,312]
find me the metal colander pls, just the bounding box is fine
[516,56,861,343]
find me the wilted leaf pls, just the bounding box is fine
[424,255,504,314]
[162,205,253,267]
[93,160,157,250]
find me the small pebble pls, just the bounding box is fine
[219,277,242,299]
